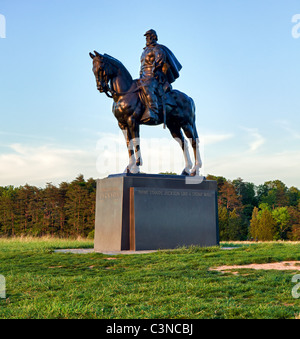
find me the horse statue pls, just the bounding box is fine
[89,51,202,176]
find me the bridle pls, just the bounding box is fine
[95,60,114,98]
[95,57,139,98]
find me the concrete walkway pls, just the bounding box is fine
[54,249,157,255]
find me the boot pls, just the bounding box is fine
[141,108,160,125]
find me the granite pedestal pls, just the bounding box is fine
[94,174,219,252]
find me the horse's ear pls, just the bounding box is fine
[89,52,95,59]
[94,50,103,59]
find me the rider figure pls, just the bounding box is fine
[139,29,182,124]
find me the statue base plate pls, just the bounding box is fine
[94,173,219,252]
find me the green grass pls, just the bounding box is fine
[0,237,299,319]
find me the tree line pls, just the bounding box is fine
[0,174,299,241]
[206,175,300,241]
[0,175,96,238]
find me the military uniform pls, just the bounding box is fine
[139,29,182,124]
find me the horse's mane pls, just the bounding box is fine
[104,54,133,82]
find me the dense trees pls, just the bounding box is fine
[0,174,299,241]
[207,175,300,241]
[0,175,96,237]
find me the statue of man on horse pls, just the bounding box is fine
[139,29,182,125]
[90,30,202,176]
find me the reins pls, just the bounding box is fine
[103,81,140,99]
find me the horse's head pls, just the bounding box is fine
[90,51,133,97]
[89,51,117,93]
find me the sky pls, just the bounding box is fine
[0,0,300,188]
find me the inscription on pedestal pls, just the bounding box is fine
[136,189,214,197]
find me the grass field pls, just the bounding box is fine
[0,237,299,319]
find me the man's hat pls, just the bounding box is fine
[144,29,157,38]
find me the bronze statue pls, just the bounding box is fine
[90,29,202,176]
[139,29,181,125]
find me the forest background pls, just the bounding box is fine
[0,174,299,241]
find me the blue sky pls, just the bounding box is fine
[0,0,300,188]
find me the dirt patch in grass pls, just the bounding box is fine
[210,261,300,273]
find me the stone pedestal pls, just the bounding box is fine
[94,174,219,252]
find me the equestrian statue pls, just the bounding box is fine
[90,29,202,176]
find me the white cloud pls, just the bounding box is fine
[276,120,300,139]
[241,127,265,152]
[0,144,97,187]
[205,150,300,187]
[201,133,234,145]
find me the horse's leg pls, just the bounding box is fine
[192,125,202,176]
[118,122,136,173]
[128,110,143,170]
[182,124,202,176]
[168,123,193,175]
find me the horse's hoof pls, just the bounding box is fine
[128,165,140,174]
[181,169,190,176]
[190,170,196,177]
